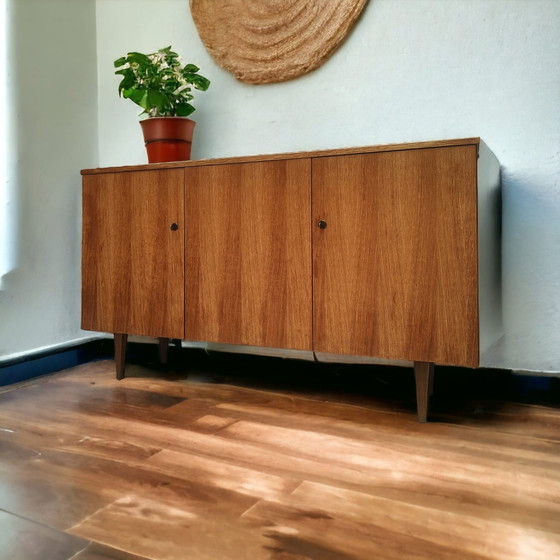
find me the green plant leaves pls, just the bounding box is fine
[115,69,135,94]
[121,87,145,104]
[184,72,210,92]
[146,90,170,113]
[125,52,152,66]
[113,46,210,117]
[175,103,195,117]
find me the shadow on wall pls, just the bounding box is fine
[488,166,560,374]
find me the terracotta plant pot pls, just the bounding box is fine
[140,117,196,163]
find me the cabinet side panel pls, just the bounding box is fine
[313,146,479,366]
[478,141,503,364]
[81,170,185,339]
[185,159,312,350]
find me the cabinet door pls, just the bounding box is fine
[82,169,185,339]
[185,159,312,350]
[313,146,479,366]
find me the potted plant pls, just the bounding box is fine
[114,46,210,163]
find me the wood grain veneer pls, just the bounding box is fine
[81,137,481,175]
[82,169,185,339]
[312,145,479,366]
[184,159,312,350]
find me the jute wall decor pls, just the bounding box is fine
[190,0,369,84]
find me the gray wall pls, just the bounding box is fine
[0,0,98,360]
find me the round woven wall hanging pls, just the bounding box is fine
[190,0,369,84]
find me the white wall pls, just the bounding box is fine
[0,0,98,361]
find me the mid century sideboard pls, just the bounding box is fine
[81,138,501,421]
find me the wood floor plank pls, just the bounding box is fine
[150,419,560,534]
[33,361,560,443]
[212,397,560,444]
[213,404,560,469]
[220,419,560,485]
[70,488,272,560]
[246,481,560,560]
[54,361,404,418]
[0,454,128,531]
[243,499,490,560]
[5,406,557,536]
[0,377,185,420]
[146,449,301,500]
[0,419,161,464]
[0,436,261,531]
[1,360,560,559]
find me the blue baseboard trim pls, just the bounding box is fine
[0,340,112,387]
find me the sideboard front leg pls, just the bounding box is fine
[414,361,434,423]
[114,333,128,380]
[158,337,170,364]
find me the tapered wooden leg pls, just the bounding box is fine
[414,361,434,423]
[158,337,170,364]
[114,333,128,380]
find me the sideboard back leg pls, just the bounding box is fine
[114,333,128,380]
[414,361,434,422]
[158,337,170,364]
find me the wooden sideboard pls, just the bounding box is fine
[81,138,501,421]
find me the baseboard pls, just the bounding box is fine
[0,339,114,386]
[0,338,190,387]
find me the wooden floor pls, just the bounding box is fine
[1,350,560,559]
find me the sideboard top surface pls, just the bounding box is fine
[81,137,482,176]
